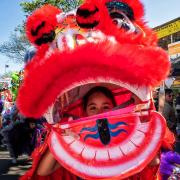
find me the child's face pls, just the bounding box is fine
[85,92,114,116]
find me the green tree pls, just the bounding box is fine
[0,32,29,63]
[21,0,83,14]
[0,0,82,63]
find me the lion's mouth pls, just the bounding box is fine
[47,79,164,180]
[45,78,152,124]
[47,77,165,180]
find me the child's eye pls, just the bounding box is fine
[103,106,110,110]
[89,106,97,111]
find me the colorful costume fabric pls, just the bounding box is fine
[10,71,24,101]
[17,0,175,179]
[160,151,180,179]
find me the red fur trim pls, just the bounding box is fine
[76,13,100,24]
[78,2,98,11]
[26,4,61,46]
[17,42,170,118]
[18,0,169,119]
[77,0,113,31]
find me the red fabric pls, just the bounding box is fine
[21,153,160,180]
[162,127,175,150]
[21,167,77,180]
[20,136,49,180]
[22,164,159,180]
[25,167,77,180]
[128,166,160,180]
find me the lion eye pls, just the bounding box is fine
[106,1,139,34]
[112,18,130,31]
[110,12,136,33]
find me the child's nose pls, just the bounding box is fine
[97,108,103,114]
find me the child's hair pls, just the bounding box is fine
[82,86,117,111]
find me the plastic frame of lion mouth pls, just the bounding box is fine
[17,0,170,179]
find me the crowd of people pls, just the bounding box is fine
[154,88,180,134]
[0,84,179,178]
[153,88,180,152]
[0,87,46,164]
[162,89,180,153]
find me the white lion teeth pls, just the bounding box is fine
[108,146,123,160]
[120,141,136,155]
[82,146,96,159]
[95,149,109,161]
[63,135,75,144]
[130,130,146,147]
[50,113,164,178]
[134,85,151,101]
[70,140,84,154]
[136,122,150,133]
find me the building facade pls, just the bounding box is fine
[154,17,180,88]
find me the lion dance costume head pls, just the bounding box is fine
[17,0,170,179]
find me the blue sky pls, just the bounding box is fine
[0,0,180,75]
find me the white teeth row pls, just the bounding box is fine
[51,116,162,177]
[58,119,150,160]
[60,117,150,161]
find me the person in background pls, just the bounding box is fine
[162,89,177,134]
[0,94,4,146]
[152,88,159,111]
[175,92,180,123]
[175,92,180,154]
[0,94,4,127]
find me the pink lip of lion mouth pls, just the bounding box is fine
[58,106,150,130]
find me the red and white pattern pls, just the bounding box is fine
[49,111,166,179]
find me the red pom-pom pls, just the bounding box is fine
[26,4,61,46]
